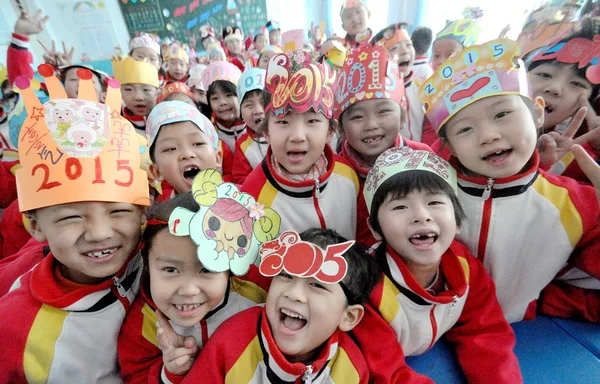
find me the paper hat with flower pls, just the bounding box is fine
[237,68,266,105]
[168,169,281,275]
[164,42,190,63]
[146,100,219,150]
[14,64,150,212]
[334,44,405,119]
[265,51,336,119]
[112,55,159,88]
[223,26,244,42]
[323,39,348,68]
[418,38,530,132]
[378,24,411,51]
[157,81,195,103]
[259,231,353,284]
[187,64,207,90]
[129,33,161,56]
[364,146,457,213]
[340,0,368,18]
[435,7,484,47]
[201,61,242,87]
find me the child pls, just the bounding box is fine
[187,65,208,106]
[223,26,253,71]
[431,10,483,71]
[340,0,372,48]
[334,44,431,247]
[418,38,600,322]
[233,68,268,184]
[319,38,347,76]
[241,51,359,241]
[181,228,379,383]
[410,26,434,83]
[200,25,217,51]
[165,42,190,83]
[265,20,282,47]
[0,69,150,382]
[257,45,283,70]
[146,100,223,200]
[253,29,269,59]
[129,32,161,70]
[118,170,280,383]
[112,55,160,136]
[206,77,245,153]
[158,81,196,106]
[361,146,522,383]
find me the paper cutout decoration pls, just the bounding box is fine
[340,0,368,17]
[334,44,405,119]
[435,18,482,48]
[260,45,283,55]
[259,230,352,284]
[164,42,190,63]
[237,68,266,105]
[187,64,207,90]
[112,55,160,88]
[379,25,411,50]
[14,65,150,212]
[322,39,347,68]
[281,29,304,53]
[168,169,281,276]
[419,38,530,132]
[364,147,457,214]
[265,51,336,119]
[129,33,161,55]
[201,61,242,87]
[158,81,195,103]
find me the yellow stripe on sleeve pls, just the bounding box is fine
[240,136,254,153]
[457,256,470,282]
[379,276,401,324]
[231,277,267,304]
[141,303,159,348]
[333,162,360,193]
[329,347,361,383]
[24,304,69,384]
[257,181,278,208]
[225,336,263,383]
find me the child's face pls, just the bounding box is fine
[191,87,207,105]
[63,68,103,101]
[168,59,189,81]
[341,99,401,164]
[388,40,415,78]
[131,47,161,70]
[151,121,222,194]
[528,62,593,131]
[121,83,158,116]
[266,111,331,174]
[28,202,144,284]
[341,5,369,36]
[165,92,197,107]
[258,51,276,70]
[241,93,265,132]
[225,39,243,55]
[149,229,229,328]
[374,189,456,272]
[255,35,267,52]
[265,273,354,363]
[444,95,543,179]
[269,30,281,46]
[432,38,463,71]
[209,87,239,123]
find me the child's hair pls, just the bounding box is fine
[241,88,264,105]
[207,79,238,116]
[368,171,466,235]
[62,67,107,93]
[299,228,381,305]
[411,27,433,56]
[371,22,409,45]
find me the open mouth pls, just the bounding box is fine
[254,117,264,125]
[482,149,512,161]
[409,232,438,247]
[363,135,383,145]
[287,151,307,162]
[84,247,117,259]
[280,308,307,331]
[398,60,410,68]
[183,165,200,181]
[218,107,234,114]
[544,104,554,114]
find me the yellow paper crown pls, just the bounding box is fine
[111,55,159,88]
[14,64,150,212]
[164,43,190,63]
[419,39,530,132]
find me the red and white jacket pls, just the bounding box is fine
[232,130,268,185]
[453,151,600,323]
[7,33,34,85]
[241,145,359,240]
[214,120,246,154]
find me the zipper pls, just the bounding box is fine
[448,295,460,318]
[477,179,494,262]
[302,365,313,383]
[312,180,327,229]
[481,178,494,200]
[112,275,127,297]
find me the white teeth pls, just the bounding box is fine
[85,248,116,258]
[184,166,198,171]
[410,233,436,239]
[281,308,306,320]
[363,137,381,144]
[175,303,202,311]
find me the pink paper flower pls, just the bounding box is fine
[249,203,265,220]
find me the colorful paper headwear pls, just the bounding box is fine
[14,64,150,212]
[281,29,305,53]
[111,55,159,88]
[157,81,195,103]
[129,33,161,56]
[261,45,283,55]
[168,169,281,275]
[323,39,348,68]
[200,25,216,40]
[265,51,336,119]
[340,0,368,18]
[266,20,280,32]
[201,61,242,87]
[418,38,530,132]
[378,24,411,50]
[187,64,207,90]
[435,9,483,48]
[334,44,405,119]
[237,68,266,104]
[223,26,244,42]
[59,64,108,85]
[146,100,219,150]
[207,42,227,62]
[164,42,190,63]
[364,147,457,213]
[259,231,352,283]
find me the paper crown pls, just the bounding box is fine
[237,68,266,104]
[59,64,108,84]
[164,42,190,63]
[201,61,242,87]
[223,26,244,42]
[334,44,405,119]
[364,147,457,213]
[169,169,281,275]
[266,20,280,32]
[261,45,283,55]
[187,64,207,90]
[157,81,195,103]
[146,100,219,150]
[111,55,159,88]
[378,25,411,50]
[265,51,336,119]
[435,17,482,47]
[129,33,161,56]
[259,231,352,283]
[340,0,368,18]
[207,42,227,62]
[323,39,348,68]
[418,38,530,132]
[14,65,150,212]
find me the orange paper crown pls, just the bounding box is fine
[158,81,195,103]
[14,64,150,212]
[379,25,411,50]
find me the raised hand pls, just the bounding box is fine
[38,40,75,67]
[572,144,600,202]
[577,95,600,151]
[14,10,49,37]
[156,309,199,376]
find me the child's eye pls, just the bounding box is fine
[193,141,204,146]
[200,267,211,274]
[274,120,289,125]
[278,272,292,279]
[349,114,363,121]
[571,81,588,89]
[161,147,176,153]
[163,267,178,273]
[535,72,551,79]
[428,201,444,206]
[494,111,510,119]
[392,205,407,211]
[111,208,132,214]
[379,109,392,114]
[310,282,327,290]
[456,126,472,135]
[57,215,81,222]
[307,118,321,124]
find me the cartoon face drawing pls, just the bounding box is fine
[53,108,75,123]
[82,107,101,122]
[202,201,253,259]
[73,130,92,149]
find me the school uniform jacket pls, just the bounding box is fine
[181,306,370,384]
[453,151,600,323]
[403,73,425,143]
[365,242,522,383]
[547,141,599,184]
[215,120,246,154]
[232,130,268,185]
[0,253,142,384]
[241,145,359,240]
[118,268,269,384]
[0,238,47,297]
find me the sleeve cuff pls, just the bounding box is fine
[11,33,30,48]
[160,365,185,384]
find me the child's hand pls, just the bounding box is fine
[572,144,600,202]
[156,309,199,376]
[38,40,74,67]
[14,10,49,37]
[578,95,600,151]
[498,24,511,39]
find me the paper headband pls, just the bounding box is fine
[165,43,190,63]
[14,65,150,212]
[259,231,352,284]
[334,44,405,119]
[169,169,281,276]
[380,26,411,50]
[146,100,219,150]
[237,68,266,105]
[112,55,159,88]
[223,26,244,42]
[435,17,482,47]
[340,0,368,18]
[201,61,242,87]
[129,33,161,56]
[157,81,195,103]
[364,147,457,213]
[265,51,336,119]
[419,38,530,132]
